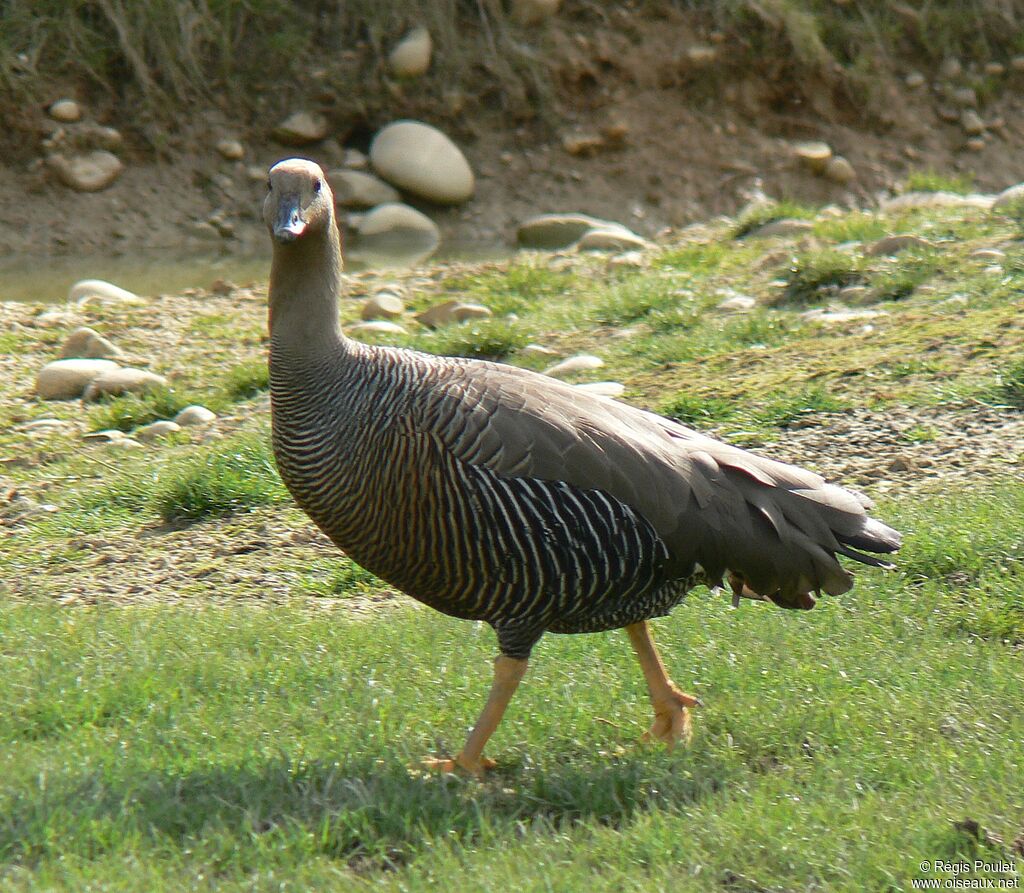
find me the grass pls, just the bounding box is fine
[221,358,270,402]
[731,199,817,239]
[88,386,191,433]
[905,169,976,196]
[1,483,1023,890]
[777,249,865,305]
[998,359,1024,408]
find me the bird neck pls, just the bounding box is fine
[268,221,348,359]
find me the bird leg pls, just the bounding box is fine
[626,621,700,748]
[423,654,528,777]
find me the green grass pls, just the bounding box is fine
[999,360,1024,408]
[904,169,976,195]
[221,359,271,402]
[1,483,1023,890]
[776,249,865,306]
[731,199,817,238]
[88,386,191,433]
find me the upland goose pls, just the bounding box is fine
[264,159,901,774]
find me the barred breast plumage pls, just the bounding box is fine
[263,158,902,774]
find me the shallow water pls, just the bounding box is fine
[0,242,511,304]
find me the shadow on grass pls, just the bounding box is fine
[0,749,732,871]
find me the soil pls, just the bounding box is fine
[4,12,1024,262]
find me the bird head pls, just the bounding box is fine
[264,158,335,245]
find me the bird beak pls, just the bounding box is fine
[273,196,306,243]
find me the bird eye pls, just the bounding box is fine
[313,178,322,193]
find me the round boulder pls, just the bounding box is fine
[59,327,122,359]
[82,368,168,401]
[517,213,631,250]
[36,359,121,400]
[388,27,432,78]
[370,120,474,204]
[352,202,440,256]
[174,405,217,426]
[47,151,124,192]
[49,99,82,123]
[329,169,400,209]
[273,111,329,146]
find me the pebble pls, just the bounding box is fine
[609,251,645,270]
[416,300,493,328]
[837,285,872,304]
[361,292,405,320]
[511,0,561,25]
[68,279,142,305]
[800,308,884,324]
[866,234,932,256]
[135,421,182,442]
[544,354,604,378]
[964,137,986,153]
[352,202,440,257]
[36,358,120,400]
[881,191,994,211]
[174,405,217,426]
[716,294,756,312]
[574,381,625,398]
[961,109,985,135]
[59,327,122,359]
[342,147,368,170]
[517,213,635,250]
[329,169,400,208]
[388,26,432,78]
[519,343,559,358]
[47,150,124,192]
[49,99,82,122]
[1012,55,1024,73]
[370,120,474,205]
[824,156,856,184]
[969,248,1006,261]
[793,141,832,173]
[984,62,1005,77]
[216,139,245,160]
[939,57,962,79]
[273,111,329,145]
[575,227,648,251]
[345,320,408,336]
[905,71,926,89]
[18,418,74,436]
[33,310,81,328]
[991,182,1024,211]
[82,368,169,401]
[82,429,127,443]
[951,86,977,107]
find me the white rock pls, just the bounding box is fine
[388,27,432,78]
[716,294,756,312]
[216,139,245,160]
[135,421,181,442]
[961,109,985,136]
[59,327,121,359]
[992,183,1024,211]
[511,0,561,25]
[329,169,400,208]
[801,308,884,324]
[544,354,604,378]
[273,111,329,145]
[517,213,632,249]
[609,251,645,269]
[881,191,994,211]
[68,279,142,305]
[36,358,120,400]
[370,120,474,204]
[49,99,82,122]
[866,234,932,256]
[905,71,926,88]
[969,248,1006,261]
[82,368,168,401]
[48,151,123,192]
[824,156,856,184]
[519,343,559,358]
[174,405,217,426]
[352,202,440,256]
[82,429,126,443]
[794,141,832,173]
[18,418,74,435]
[345,320,408,336]
[361,293,405,320]
[575,227,648,251]
[416,301,493,328]
[575,381,625,398]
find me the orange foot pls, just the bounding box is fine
[643,686,702,749]
[420,754,497,777]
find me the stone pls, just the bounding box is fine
[965,137,986,153]
[216,139,244,160]
[49,99,81,122]
[82,368,168,401]
[904,71,926,88]
[174,405,217,426]
[992,183,1024,211]
[511,0,560,25]
[370,120,474,204]
[562,133,605,156]
[575,381,625,398]
[361,292,405,320]
[837,285,872,304]
[47,151,123,192]
[68,279,142,305]
[18,418,74,436]
[951,86,977,107]
[745,218,814,239]
[824,156,856,184]
[794,141,832,174]
[984,62,1005,77]
[517,213,632,250]
[416,300,493,328]
[273,111,329,145]
[388,26,432,78]
[801,308,884,324]
[352,202,440,256]
[716,294,756,312]
[970,248,1006,261]
[961,109,985,135]
[135,421,182,442]
[609,251,645,270]
[82,429,127,444]
[59,327,122,359]
[575,227,648,251]
[329,169,400,208]
[519,343,559,358]
[35,359,120,400]
[342,147,368,169]
[939,57,962,79]
[685,44,718,66]
[345,320,408,336]
[867,234,932,256]
[1012,55,1024,73]
[881,191,994,211]
[543,354,604,378]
